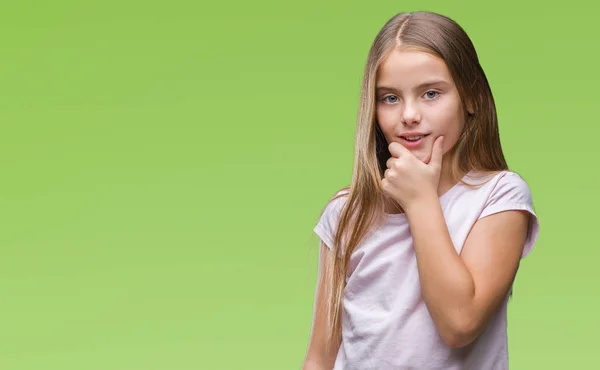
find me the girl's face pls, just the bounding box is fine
[375,48,471,164]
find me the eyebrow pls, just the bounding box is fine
[376,80,451,93]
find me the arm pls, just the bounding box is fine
[302,241,340,370]
[405,195,530,348]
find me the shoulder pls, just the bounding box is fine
[468,170,537,225]
[449,170,536,221]
[464,170,532,200]
[314,186,351,249]
[483,170,533,204]
[319,186,350,216]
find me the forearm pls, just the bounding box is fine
[406,195,477,345]
[302,358,332,370]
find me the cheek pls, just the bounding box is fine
[376,111,396,140]
[430,105,464,139]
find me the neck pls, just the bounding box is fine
[437,153,462,196]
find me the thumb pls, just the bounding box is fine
[430,135,445,169]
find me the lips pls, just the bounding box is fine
[398,133,430,148]
[402,135,425,142]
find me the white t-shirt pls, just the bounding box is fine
[313,170,540,370]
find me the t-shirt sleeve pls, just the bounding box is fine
[478,172,540,258]
[313,192,347,250]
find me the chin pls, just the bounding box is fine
[411,150,430,163]
[417,155,429,164]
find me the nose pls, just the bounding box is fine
[401,100,420,125]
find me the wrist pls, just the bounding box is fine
[404,191,440,215]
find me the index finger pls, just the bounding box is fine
[388,141,411,158]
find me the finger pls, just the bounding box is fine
[386,157,394,169]
[429,135,445,169]
[380,178,389,194]
[388,141,411,158]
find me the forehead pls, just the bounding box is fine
[376,48,453,85]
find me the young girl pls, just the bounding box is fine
[302,11,540,370]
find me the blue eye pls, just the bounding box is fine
[424,91,440,99]
[382,95,398,103]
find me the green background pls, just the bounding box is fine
[0,1,597,369]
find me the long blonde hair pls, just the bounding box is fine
[322,11,509,351]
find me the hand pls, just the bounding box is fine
[381,136,445,211]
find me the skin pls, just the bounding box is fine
[378,48,530,348]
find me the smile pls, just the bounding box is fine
[399,133,430,148]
